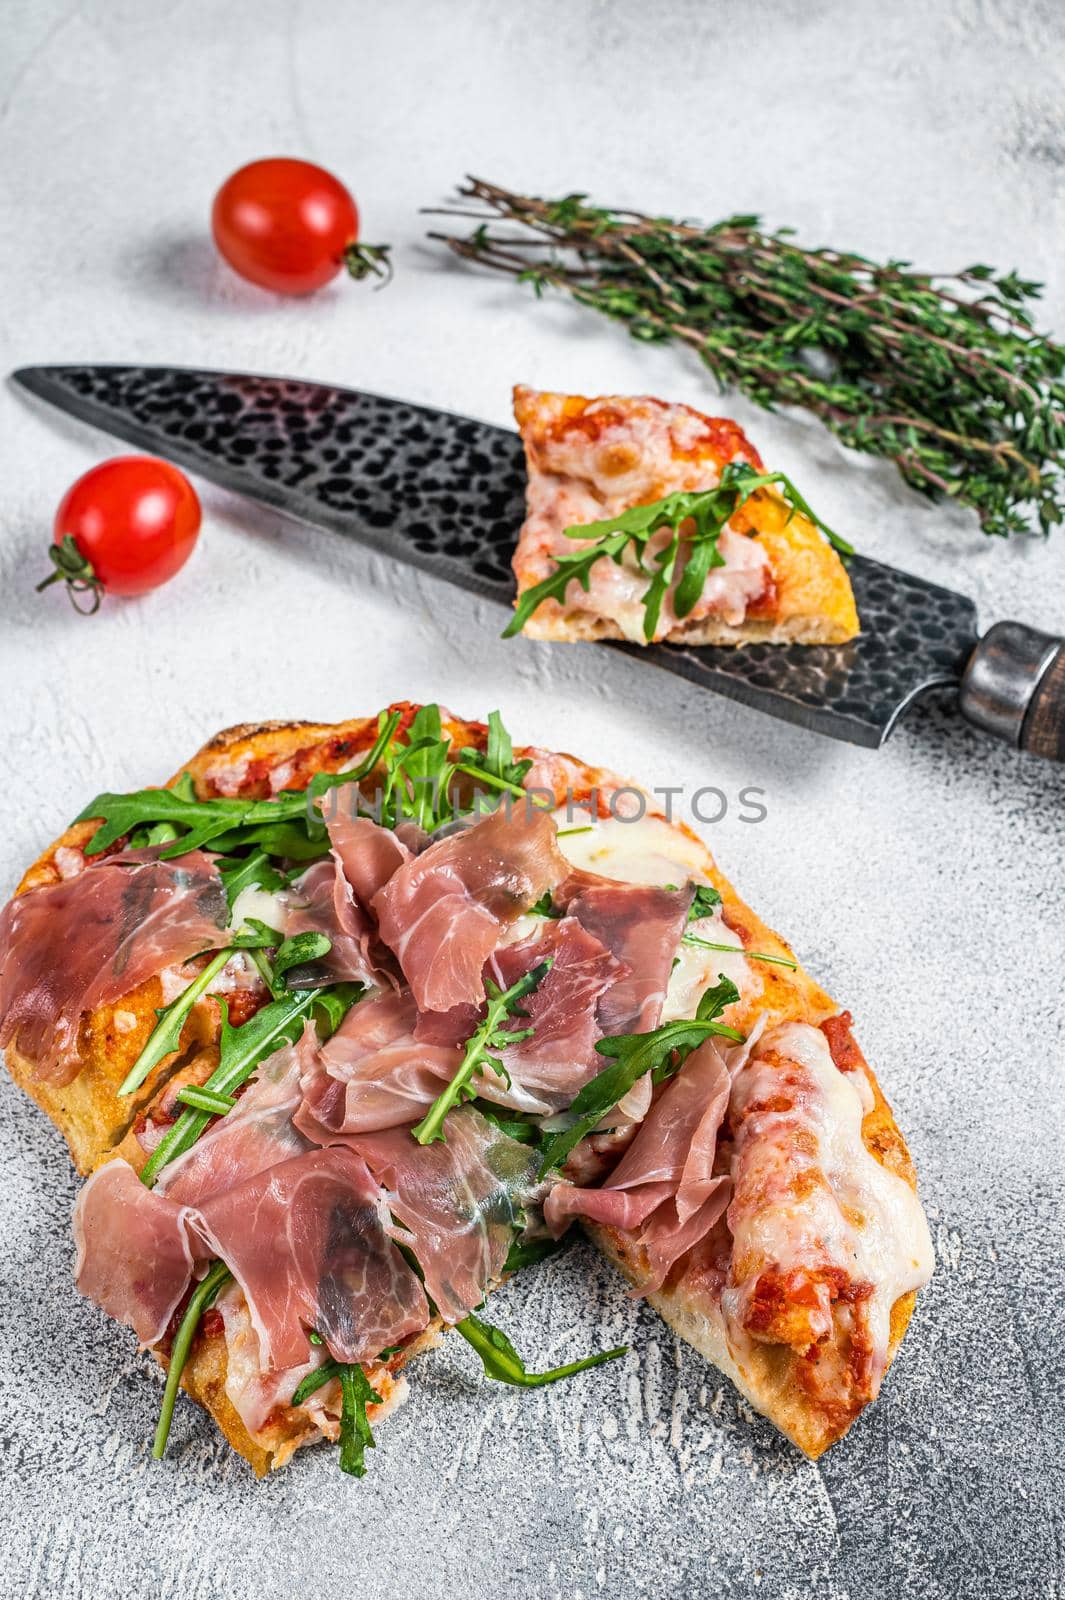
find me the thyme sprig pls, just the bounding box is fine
[431,179,1065,539]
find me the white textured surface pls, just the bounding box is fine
[1,3,1063,1597]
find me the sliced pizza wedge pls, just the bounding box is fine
[511,385,860,646]
[0,705,928,1476]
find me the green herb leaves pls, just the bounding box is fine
[455,1311,625,1387]
[437,180,1065,541]
[411,961,553,1145]
[117,947,233,1097]
[537,977,742,1176]
[152,1261,233,1460]
[688,884,723,920]
[75,704,535,871]
[290,1358,383,1478]
[337,1364,383,1477]
[138,988,321,1187]
[503,464,849,641]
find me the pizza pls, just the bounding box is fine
[509,386,860,646]
[0,704,931,1477]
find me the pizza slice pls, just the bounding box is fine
[510,385,860,646]
[0,705,929,1476]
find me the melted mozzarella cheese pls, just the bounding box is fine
[555,808,710,885]
[728,1022,933,1371]
[229,884,290,935]
[662,911,757,1023]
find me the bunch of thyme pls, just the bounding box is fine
[429,178,1065,539]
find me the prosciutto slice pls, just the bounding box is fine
[352,1107,543,1324]
[560,876,693,1036]
[544,1039,732,1292]
[74,1146,430,1370]
[0,848,226,1084]
[295,991,462,1137]
[325,810,412,906]
[194,1147,429,1368]
[416,917,626,1112]
[283,858,379,987]
[373,804,568,1012]
[157,1027,316,1207]
[73,1160,204,1346]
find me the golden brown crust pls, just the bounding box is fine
[4,705,921,1470]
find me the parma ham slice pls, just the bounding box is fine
[545,1039,733,1291]
[73,1159,205,1346]
[295,990,461,1137]
[352,1108,543,1324]
[0,848,226,1085]
[560,876,693,1035]
[373,804,568,1011]
[75,1145,430,1372]
[194,1147,429,1369]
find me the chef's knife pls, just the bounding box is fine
[12,364,1065,760]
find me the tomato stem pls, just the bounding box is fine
[342,242,394,287]
[36,535,105,615]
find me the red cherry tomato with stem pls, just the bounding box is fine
[38,457,202,614]
[211,157,390,294]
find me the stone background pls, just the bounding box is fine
[1,2,1062,1596]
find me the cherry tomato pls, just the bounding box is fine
[211,157,360,295]
[39,457,201,613]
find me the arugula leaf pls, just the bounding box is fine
[217,850,285,911]
[228,917,284,949]
[503,1232,568,1274]
[468,1099,541,1145]
[291,1358,342,1407]
[537,978,743,1176]
[411,960,553,1146]
[304,708,404,825]
[338,1363,383,1477]
[502,527,630,640]
[273,931,332,978]
[152,1261,233,1460]
[309,983,366,1038]
[175,1085,236,1116]
[503,464,851,642]
[528,890,561,919]
[138,988,320,1187]
[204,820,331,861]
[455,1311,625,1388]
[688,884,723,919]
[681,931,798,969]
[289,1355,383,1477]
[76,787,246,857]
[458,709,533,795]
[695,974,742,1024]
[117,948,232,1097]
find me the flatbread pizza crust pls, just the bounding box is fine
[3,706,921,1470]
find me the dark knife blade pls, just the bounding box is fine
[12,364,978,749]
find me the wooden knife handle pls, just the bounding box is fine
[959,621,1065,762]
[1020,646,1065,761]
